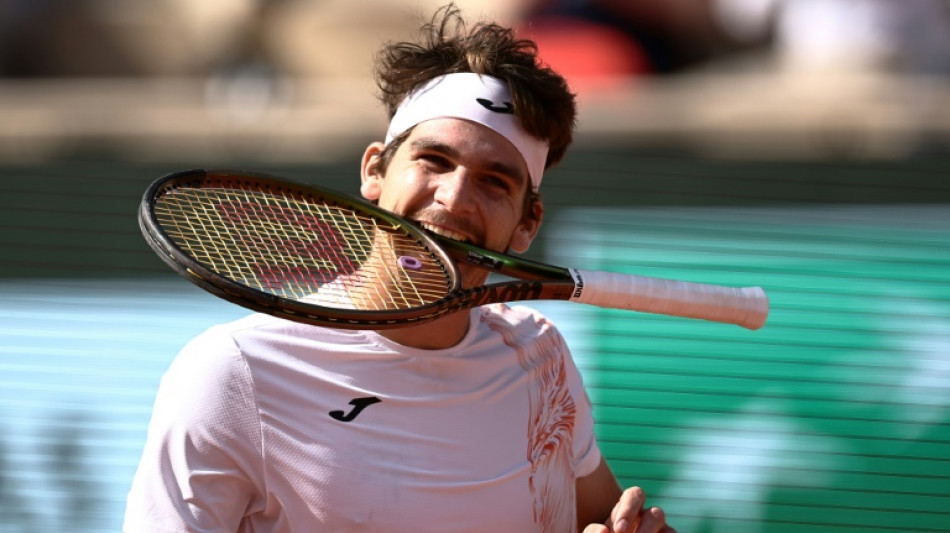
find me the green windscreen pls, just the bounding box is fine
[546,205,950,533]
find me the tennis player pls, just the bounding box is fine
[125,4,674,533]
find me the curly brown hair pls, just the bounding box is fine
[373,3,577,173]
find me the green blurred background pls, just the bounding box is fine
[1,1,949,531]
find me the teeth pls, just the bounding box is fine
[420,223,467,242]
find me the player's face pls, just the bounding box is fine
[360,118,542,260]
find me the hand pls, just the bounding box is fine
[582,487,675,533]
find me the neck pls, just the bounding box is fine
[366,258,489,350]
[376,309,472,350]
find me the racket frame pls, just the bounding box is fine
[139,168,767,330]
[139,169,469,328]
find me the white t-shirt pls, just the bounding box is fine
[124,304,602,533]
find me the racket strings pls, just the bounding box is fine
[154,186,454,312]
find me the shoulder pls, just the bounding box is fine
[479,303,563,334]
[183,313,367,360]
[174,314,384,393]
[165,314,300,394]
[478,302,547,324]
[158,318,265,412]
[477,303,569,354]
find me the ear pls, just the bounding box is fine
[359,142,386,201]
[508,197,544,254]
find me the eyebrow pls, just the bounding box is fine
[409,137,528,188]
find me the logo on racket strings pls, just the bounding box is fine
[218,201,358,289]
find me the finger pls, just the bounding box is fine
[582,524,610,533]
[637,506,668,533]
[611,487,646,533]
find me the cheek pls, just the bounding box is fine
[485,210,523,249]
[378,172,428,212]
[501,201,539,253]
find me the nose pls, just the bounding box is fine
[433,169,476,213]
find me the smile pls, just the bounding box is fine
[418,222,471,243]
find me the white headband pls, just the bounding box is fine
[385,73,549,190]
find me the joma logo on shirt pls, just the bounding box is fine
[329,396,382,422]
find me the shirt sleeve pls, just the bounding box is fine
[124,325,265,533]
[562,340,603,479]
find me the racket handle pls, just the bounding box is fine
[569,269,769,330]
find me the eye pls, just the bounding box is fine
[483,174,513,192]
[418,153,453,171]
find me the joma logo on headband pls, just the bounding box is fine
[476,98,514,114]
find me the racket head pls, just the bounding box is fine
[139,169,461,328]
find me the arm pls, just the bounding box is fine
[576,456,622,529]
[124,328,264,532]
[558,335,673,532]
[576,458,676,533]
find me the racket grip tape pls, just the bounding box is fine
[568,269,769,330]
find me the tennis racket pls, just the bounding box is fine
[139,169,769,330]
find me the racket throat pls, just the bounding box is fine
[448,281,547,311]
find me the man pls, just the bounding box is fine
[125,5,674,533]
